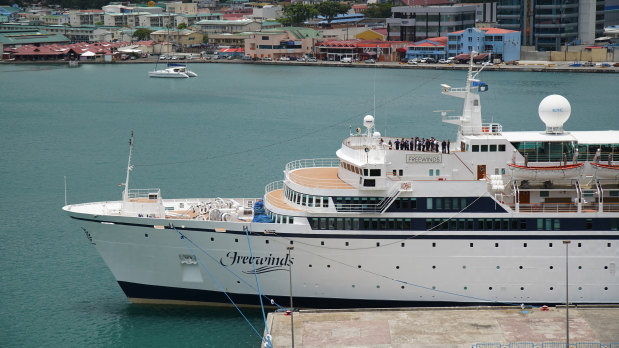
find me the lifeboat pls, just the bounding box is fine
[590,162,619,180]
[507,163,584,180]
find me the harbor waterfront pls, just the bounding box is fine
[1,63,618,347]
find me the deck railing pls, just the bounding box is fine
[127,188,161,200]
[284,158,340,173]
[507,202,619,213]
[285,158,353,189]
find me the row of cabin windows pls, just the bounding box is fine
[427,197,467,210]
[309,217,530,231]
[283,185,329,208]
[340,161,362,175]
[333,197,418,210]
[469,144,507,152]
[308,217,617,231]
[265,208,295,224]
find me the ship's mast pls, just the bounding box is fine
[122,131,134,202]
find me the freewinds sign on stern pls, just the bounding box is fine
[220,251,294,274]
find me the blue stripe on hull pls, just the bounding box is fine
[117,281,578,308]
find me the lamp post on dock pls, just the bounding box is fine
[563,240,571,346]
[287,246,295,348]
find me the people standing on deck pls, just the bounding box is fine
[442,140,446,153]
[447,139,450,154]
[395,138,400,150]
[388,140,392,149]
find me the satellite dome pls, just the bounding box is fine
[373,131,381,137]
[538,94,571,134]
[363,115,375,130]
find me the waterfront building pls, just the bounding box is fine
[386,5,476,41]
[41,14,69,26]
[216,46,244,58]
[315,39,410,62]
[196,18,261,34]
[0,29,69,49]
[68,10,104,27]
[405,36,447,61]
[104,12,151,28]
[447,27,520,62]
[207,32,250,46]
[356,28,388,41]
[244,27,321,59]
[150,29,202,48]
[0,23,116,43]
[497,0,605,51]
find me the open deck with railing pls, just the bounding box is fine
[285,159,354,189]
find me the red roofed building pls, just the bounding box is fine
[447,27,520,62]
[315,39,412,62]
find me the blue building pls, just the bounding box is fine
[447,27,520,62]
[405,36,447,60]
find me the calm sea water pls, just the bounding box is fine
[0,63,617,347]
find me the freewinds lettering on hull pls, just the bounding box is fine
[220,251,293,268]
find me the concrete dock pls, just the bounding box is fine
[264,306,619,347]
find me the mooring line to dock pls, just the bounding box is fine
[244,226,273,348]
[170,224,269,345]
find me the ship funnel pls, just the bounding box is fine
[538,95,571,134]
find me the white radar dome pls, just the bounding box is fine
[373,131,381,137]
[538,94,571,134]
[363,115,375,130]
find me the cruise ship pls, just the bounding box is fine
[63,59,618,308]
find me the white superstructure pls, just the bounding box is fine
[64,57,619,308]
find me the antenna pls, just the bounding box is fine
[64,176,67,206]
[122,131,134,202]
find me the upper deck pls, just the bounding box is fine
[285,159,354,189]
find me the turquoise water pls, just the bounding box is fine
[0,63,617,347]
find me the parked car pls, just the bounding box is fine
[341,57,352,63]
[298,57,306,62]
[419,58,428,63]
[263,56,272,61]
[446,57,455,63]
[425,57,436,63]
[289,56,297,61]
[307,57,317,62]
[159,55,167,60]
[242,55,252,60]
[438,59,448,64]
[279,56,290,61]
[482,61,493,66]
[364,58,375,64]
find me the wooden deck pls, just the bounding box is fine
[265,189,302,211]
[288,167,354,189]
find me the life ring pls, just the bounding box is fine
[482,126,489,133]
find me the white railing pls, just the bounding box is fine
[264,180,284,195]
[128,188,161,200]
[284,158,340,173]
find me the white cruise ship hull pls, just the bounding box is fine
[65,202,619,307]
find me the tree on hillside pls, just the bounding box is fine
[278,3,318,27]
[177,22,187,30]
[133,28,154,41]
[363,3,393,19]
[316,1,351,25]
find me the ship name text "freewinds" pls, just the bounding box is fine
[220,251,294,274]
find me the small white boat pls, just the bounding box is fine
[590,162,619,179]
[507,162,585,180]
[148,64,197,78]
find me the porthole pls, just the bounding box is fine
[145,233,148,237]
[290,241,294,245]
[462,265,466,269]
[266,240,269,244]
[520,287,524,290]
[432,265,436,269]
[237,281,240,284]
[549,243,553,247]
[327,265,331,268]
[401,243,405,247]
[401,286,405,289]
[578,243,582,247]
[519,266,523,269]
[352,285,355,288]
[432,286,436,290]
[604,287,608,290]
[376,242,380,247]
[464,286,468,290]
[608,243,612,247]
[358,265,362,268]
[578,287,582,290]
[578,266,582,269]
[235,238,238,243]
[489,287,493,290]
[550,287,554,290]
[345,242,349,246]
[523,243,527,247]
[432,242,436,247]
[470,243,474,247]
[495,243,499,247]
[211,237,214,241]
[550,266,554,269]
[496,266,500,269]
[309,264,312,267]
[376,285,380,288]
[396,266,400,269]
[321,241,324,246]
[605,266,609,270]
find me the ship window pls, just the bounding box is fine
[444,198,450,210]
[336,218,344,230]
[502,219,509,230]
[312,218,318,229]
[436,198,442,210]
[363,219,370,230]
[481,145,488,152]
[370,169,381,176]
[537,219,543,230]
[363,169,368,176]
[585,219,593,230]
[499,144,506,151]
[363,179,375,187]
[352,218,360,230]
[328,218,335,230]
[467,219,474,230]
[429,169,434,176]
[436,169,440,176]
[545,218,552,231]
[490,144,497,152]
[427,198,433,209]
[323,197,329,208]
[485,219,493,230]
[501,168,506,175]
[540,191,549,197]
[397,219,404,230]
[399,169,403,176]
[425,219,432,229]
[611,219,618,231]
[472,145,479,152]
[554,219,560,230]
[320,218,326,229]
[345,218,351,230]
[452,198,459,210]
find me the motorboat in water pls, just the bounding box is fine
[148,63,197,78]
